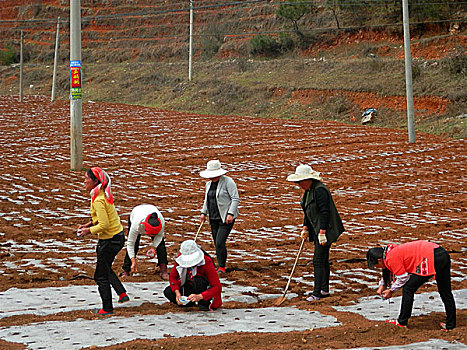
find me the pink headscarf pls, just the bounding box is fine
[90,167,114,204]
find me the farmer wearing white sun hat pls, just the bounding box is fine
[287,164,345,302]
[199,160,239,274]
[163,240,222,311]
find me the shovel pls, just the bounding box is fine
[193,220,204,242]
[273,237,306,306]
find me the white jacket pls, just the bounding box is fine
[201,175,239,223]
[126,204,165,259]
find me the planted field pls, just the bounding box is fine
[0,95,465,349]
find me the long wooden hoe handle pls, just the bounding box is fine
[193,220,204,242]
[282,238,306,295]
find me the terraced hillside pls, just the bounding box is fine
[1,0,291,62]
[2,0,464,62]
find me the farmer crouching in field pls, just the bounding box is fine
[163,240,222,311]
[287,164,345,301]
[77,167,129,316]
[367,240,456,330]
[120,204,169,280]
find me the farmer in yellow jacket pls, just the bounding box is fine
[77,167,129,315]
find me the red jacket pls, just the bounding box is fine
[383,240,439,277]
[169,254,222,309]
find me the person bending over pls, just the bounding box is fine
[367,240,456,330]
[121,204,169,280]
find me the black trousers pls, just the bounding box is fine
[398,247,456,329]
[312,234,331,297]
[209,219,234,268]
[94,232,126,312]
[122,216,168,272]
[163,275,211,309]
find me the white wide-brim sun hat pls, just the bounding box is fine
[200,159,228,179]
[175,240,205,268]
[286,164,322,182]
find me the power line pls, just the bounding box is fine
[5,18,464,46]
[0,0,270,24]
[0,0,465,25]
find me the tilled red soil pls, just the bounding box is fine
[0,95,465,349]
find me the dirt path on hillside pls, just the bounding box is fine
[0,95,465,349]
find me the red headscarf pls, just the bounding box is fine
[90,167,114,204]
[142,214,162,237]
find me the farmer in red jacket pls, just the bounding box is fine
[163,240,222,311]
[367,240,456,330]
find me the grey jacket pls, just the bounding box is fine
[201,175,239,223]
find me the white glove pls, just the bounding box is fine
[318,232,327,245]
[300,228,308,240]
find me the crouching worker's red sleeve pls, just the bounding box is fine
[200,255,222,309]
[169,261,181,292]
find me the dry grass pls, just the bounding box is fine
[0,35,465,139]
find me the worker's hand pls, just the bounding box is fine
[318,230,327,245]
[300,227,308,240]
[78,222,91,229]
[146,248,156,258]
[200,214,206,224]
[175,291,183,305]
[376,285,385,296]
[130,258,138,274]
[78,227,91,237]
[187,293,203,303]
[382,289,393,299]
[225,214,234,224]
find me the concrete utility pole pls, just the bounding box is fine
[70,0,83,170]
[402,0,416,143]
[19,30,24,102]
[188,0,193,81]
[51,17,60,102]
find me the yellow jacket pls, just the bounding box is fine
[90,190,123,239]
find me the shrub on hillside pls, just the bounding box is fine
[250,33,297,57]
[250,35,281,56]
[278,33,295,52]
[0,45,18,65]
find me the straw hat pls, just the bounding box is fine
[286,164,322,182]
[199,159,228,179]
[175,240,205,268]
